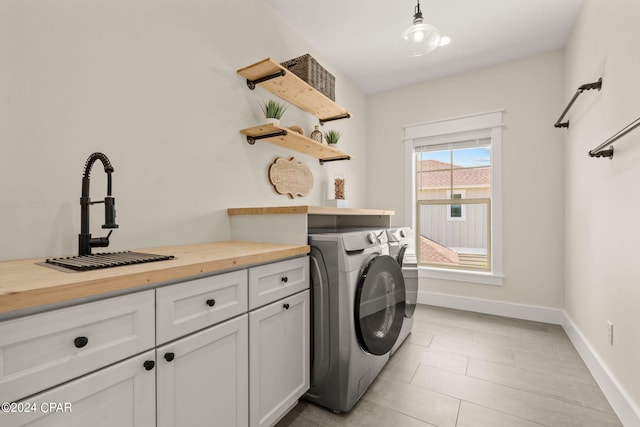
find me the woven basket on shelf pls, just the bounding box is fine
[281,54,335,101]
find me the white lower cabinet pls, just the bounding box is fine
[249,290,310,427]
[1,256,309,427]
[156,314,249,427]
[7,351,156,427]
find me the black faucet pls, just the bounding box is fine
[78,152,119,256]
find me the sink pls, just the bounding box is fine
[46,251,174,272]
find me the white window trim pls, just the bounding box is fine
[404,111,504,286]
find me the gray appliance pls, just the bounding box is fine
[305,229,405,413]
[386,227,418,355]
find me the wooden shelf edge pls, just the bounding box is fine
[237,58,351,122]
[228,206,395,216]
[239,123,351,163]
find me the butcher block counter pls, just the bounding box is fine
[0,240,309,316]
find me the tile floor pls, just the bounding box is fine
[276,304,623,427]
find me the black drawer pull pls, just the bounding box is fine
[206,299,216,307]
[283,303,290,310]
[281,276,288,283]
[164,352,175,362]
[143,360,155,371]
[74,336,89,348]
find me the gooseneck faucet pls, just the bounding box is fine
[78,152,119,256]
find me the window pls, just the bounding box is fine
[449,193,463,220]
[404,111,503,284]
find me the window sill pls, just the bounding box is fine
[419,266,504,286]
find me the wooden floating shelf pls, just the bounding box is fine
[239,123,351,164]
[237,58,351,123]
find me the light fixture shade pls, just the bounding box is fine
[399,21,441,57]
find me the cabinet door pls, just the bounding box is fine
[249,290,310,427]
[248,257,308,310]
[4,351,156,427]
[157,314,248,427]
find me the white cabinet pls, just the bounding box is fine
[249,290,310,427]
[156,269,248,344]
[6,350,156,427]
[1,255,309,427]
[157,314,248,427]
[0,290,155,403]
[249,256,308,310]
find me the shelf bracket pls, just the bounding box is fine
[319,113,352,125]
[554,78,602,128]
[246,130,288,145]
[319,156,351,165]
[246,70,286,90]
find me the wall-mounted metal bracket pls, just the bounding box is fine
[246,70,286,90]
[589,147,614,159]
[319,156,351,165]
[246,130,288,145]
[554,78,602,128]
[319,113,352,125]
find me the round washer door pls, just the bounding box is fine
[354,255,406,356]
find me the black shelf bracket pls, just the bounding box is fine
[554,78,602,128]
[588,114,640,159]
[319,156,351,165]
[246,70,286,90]
[246,130,288,145]
[319,113,352,125]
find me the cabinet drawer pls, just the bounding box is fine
[248,257,309,310]
[156,269,248,344]
[0,290,155,403]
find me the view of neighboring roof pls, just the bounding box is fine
[417,160,490,189]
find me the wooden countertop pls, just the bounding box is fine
[227,205,395,216]
[0,241,310,315]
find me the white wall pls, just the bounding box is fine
[0,0,367,261]
[368,50,566,309]
[564,0,640,412]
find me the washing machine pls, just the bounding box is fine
[386,227,418,355]
[305,228,405,413]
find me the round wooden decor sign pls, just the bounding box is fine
[268,157,313,198]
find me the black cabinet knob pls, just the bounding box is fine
[74,336,89,348]
[143,360,155,371]
[164,352,175,362]
[206,299,216,307]
[281,276,288,283]
[283,303,290,310]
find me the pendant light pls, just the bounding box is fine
[399,0,449,57]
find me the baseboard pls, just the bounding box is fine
[561,313,640,427]
[417,290,565,324]
[417,291,640,426]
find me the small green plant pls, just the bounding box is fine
[260,99,288,120]
[324,129,342,144]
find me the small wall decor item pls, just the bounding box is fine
[268,157,313,198]
[260,99,288,124]
[310,125,323,143]
[324,129,341,145]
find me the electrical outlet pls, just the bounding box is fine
[607,321,614,346]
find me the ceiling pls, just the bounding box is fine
[264,0,584,94]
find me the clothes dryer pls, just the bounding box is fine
[305,229,405,413]
[386,227,418,355]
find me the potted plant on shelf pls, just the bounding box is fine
[260,99,288,125]
[324,130,342,145]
